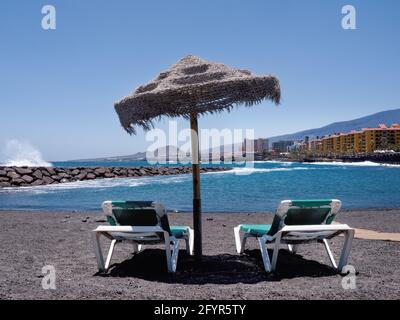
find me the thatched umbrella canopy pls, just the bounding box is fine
[115,55,281,260]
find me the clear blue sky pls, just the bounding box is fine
[1,0,399,161]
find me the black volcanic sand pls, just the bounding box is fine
[0,209,399,300]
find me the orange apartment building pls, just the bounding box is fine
[309,124,400,155]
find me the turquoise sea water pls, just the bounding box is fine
[0,161,400,212]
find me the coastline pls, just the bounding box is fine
[268,153,400,165]
[1,209,399,300]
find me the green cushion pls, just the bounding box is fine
[111,201,153,209]
[240,200,337,237]
[112,208,158,226]
[291,200,332,207]
[285,207,332,225]
[240,224,272,237]
[170,226,190,238]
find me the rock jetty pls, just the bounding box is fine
[0,166,230,188]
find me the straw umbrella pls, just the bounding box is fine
[114,55,281,260]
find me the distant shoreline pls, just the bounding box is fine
[269,154,400,165]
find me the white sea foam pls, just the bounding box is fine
[264,160,297,165]
[0,140,52,167]
[308,161,400,168]
[205,166,312,175]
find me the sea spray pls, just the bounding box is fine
[0,140,52,167]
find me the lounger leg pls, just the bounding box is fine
[338,229,355,271]
[322,239,338,269]
[92,232,105,272]
[189,228,194,255]
[105,239,117,270]
[132,243,142,254]
[185,237,190,254]
[288,244,298,254]
[258,237,271,272]
[241,236,248,254]
[234,226,242,253]
[171,240,180,272]
[164,234,173,273]
[271,234,282,272]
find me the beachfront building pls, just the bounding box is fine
[242,138,269,153]
[242,138,269,160]
[307,124,400,156]
[288,140,308,152]
[272,140,295,153]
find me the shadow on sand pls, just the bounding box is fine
[96,249,338,284]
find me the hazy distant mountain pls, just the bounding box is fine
[269,108,400,143]
[73,151,147,162]
[73,146,184,162]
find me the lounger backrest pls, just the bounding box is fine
[101,201,172,235]
[267,199,341,236]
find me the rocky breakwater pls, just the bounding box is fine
[0,166,230,188]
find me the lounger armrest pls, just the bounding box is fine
[93,225,165,233]
[279,224,353,233]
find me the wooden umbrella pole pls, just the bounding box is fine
[190,112,202,260]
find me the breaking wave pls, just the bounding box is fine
[1,140,52,167]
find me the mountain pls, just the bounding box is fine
[72,146,184,162]
[72,151,147,162]
[268,108,400,144]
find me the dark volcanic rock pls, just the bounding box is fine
[86,173,96,179]
[43,176,54,184]
[7,172,20,179]
[15,167,33,175]
[0,166,230,188]
[58,172,70,178]
[0,181,11,187]
[11,178,25,186]
[75,173,87,180]
[95,167,106,174]
[32,170,43,179]
[31,179,44,186]
[41,170,50,177]
[46,168,56,175]
[21,175,34,183]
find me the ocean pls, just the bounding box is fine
[1,160,400,212]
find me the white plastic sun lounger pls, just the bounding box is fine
[234,199,354,273]
[92,201,194,273]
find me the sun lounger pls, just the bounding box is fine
[92,201,194,273]
[234,199,354,272]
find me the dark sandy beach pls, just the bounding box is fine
[0,209,399,300]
